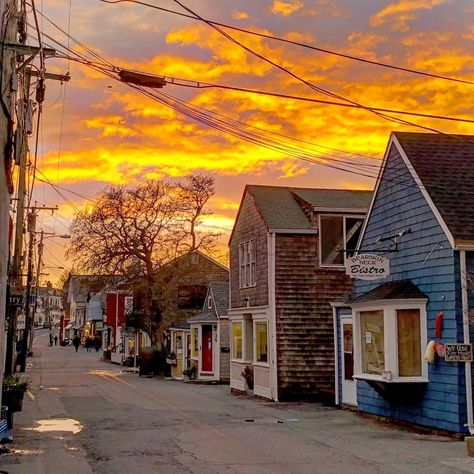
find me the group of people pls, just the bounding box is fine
[71,334,102,352]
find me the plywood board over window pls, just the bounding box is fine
[397,309,421,377]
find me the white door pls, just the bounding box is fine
[341,316,357,406]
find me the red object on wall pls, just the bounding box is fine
[435,311,444,339]
[106,293,131,346]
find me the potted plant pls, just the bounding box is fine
[241,365,254,392]
[166,351,177,365]
[2,376,30,429]
[182,365,196,382]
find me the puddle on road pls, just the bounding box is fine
[25,418,83,434]
[88,369,120,377]
[10,448,44,455]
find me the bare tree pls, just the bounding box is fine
[67,174,218,344]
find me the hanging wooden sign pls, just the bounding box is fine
[445,343,473,362]
[345,254,390,280]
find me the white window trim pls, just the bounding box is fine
[207,296,212,309]
[319,214,365,268]
[239,239,257,288]
[352,299,428,383]
[230,320,244,362]
[253,319,270,367]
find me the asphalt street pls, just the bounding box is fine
[2,329,474,474]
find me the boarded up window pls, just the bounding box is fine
[397,309,421,376]
[360,310,384,374]
[232,322,243,359]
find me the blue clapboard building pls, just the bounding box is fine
[333,131,474,434]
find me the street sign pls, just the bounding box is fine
[345,254,390,280]
[17,314,26,330]
[445,343,473,362]
[9,294,23,306]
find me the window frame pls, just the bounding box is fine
[253,319,269,366]
[352,299,428,383]
[231,321,244,361]
[318,213,365,268]
[239,239,257,288]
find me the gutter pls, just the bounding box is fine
[460,250,474,435]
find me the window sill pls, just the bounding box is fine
[354,374,428,384]
[231,359,252,364]
[239,284,257,289]
[253,362,270,368]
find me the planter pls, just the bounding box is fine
[166,358,177,365]
[2,386,25,413]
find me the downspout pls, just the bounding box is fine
[268,232,279,402]
[332,305,340,406]
[460,250,474,435]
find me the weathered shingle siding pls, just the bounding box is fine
[220,319,230,381]
[230,192,269,309]
[275,234,353,400]
[354,144,465,432]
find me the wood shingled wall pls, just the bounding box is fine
[275,234,353,401]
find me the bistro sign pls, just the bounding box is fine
[345,254,390,280]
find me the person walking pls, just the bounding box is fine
[94,335,101,352]
[54,335,58,346]
[72,335,81,352]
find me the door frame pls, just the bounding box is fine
[340,315,357,406]
[200,324,214,374]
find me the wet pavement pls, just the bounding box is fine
[2,329,474,473]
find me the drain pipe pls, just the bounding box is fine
[461,250,474,435]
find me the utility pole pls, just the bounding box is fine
[18,207,56,372]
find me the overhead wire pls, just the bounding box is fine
[97,0,474,86]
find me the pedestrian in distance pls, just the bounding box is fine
[72,335,81,352]
[54,335,58,346]
[85,337,92,352]
[94,335,101,352]
[49,334,53,347]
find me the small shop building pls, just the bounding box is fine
[229,184,372,401]
[187,280,230,382]
[333,131,474,434]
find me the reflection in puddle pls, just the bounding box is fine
[11,448,44,455]
[25,418,83,434]
[45,387,61,392]
[88,369,120,377]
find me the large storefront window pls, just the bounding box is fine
[360,310,385,375]
[354,302,427,382]
[255,322,268,363]
[232,322,243,359]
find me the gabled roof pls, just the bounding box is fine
[188,280,229,323]
[393,132,474,245]
[245,185,372,231]
[349,280,428,304]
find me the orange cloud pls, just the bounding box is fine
[232,10,249,20]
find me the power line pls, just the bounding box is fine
[170,0,466,139]
[97,0,474,86]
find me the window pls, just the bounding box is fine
[320,215,364,267]
[255,322,268,363]
[208,296,212,310]
[232,322,243,359]
[354,303,427,382]
[360,310,384,375]
[397,309,421,377]
[239,239,256,288]
[191,328,198,358]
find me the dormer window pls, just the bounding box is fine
[239,239,256,288]
[319,215,364,267]
[208,296,212,309]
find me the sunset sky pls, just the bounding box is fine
[29,0,474,281]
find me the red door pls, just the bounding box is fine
[202,325,213,372]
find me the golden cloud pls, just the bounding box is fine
[232,10,249,20]
[270,0,304,16]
